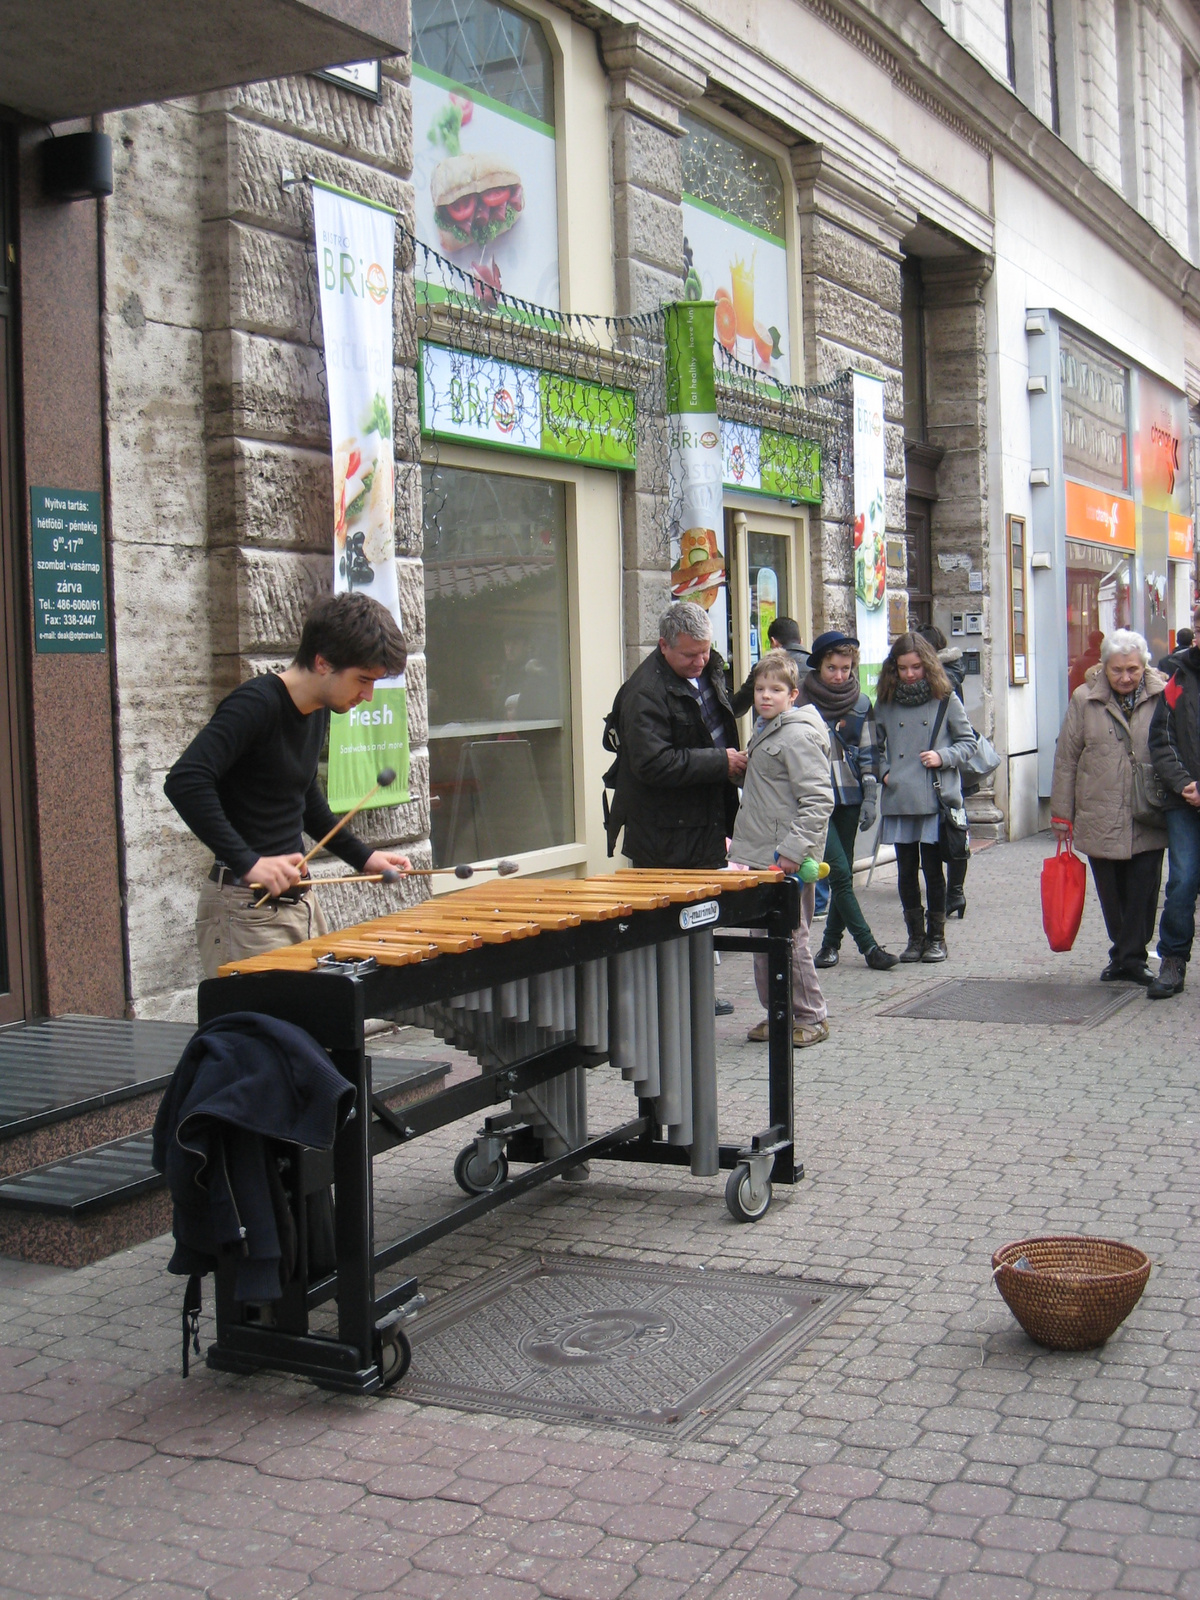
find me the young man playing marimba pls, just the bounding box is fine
[166,593,412,979]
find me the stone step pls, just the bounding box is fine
[0,1015,195,1177]
[0,1131,169,1269]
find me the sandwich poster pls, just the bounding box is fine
[413,63,560,309]
[312,179,410,811]
[852,371,888,697]
[682,198,791,384]
[665,301,729,660]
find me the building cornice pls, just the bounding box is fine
[809,0,1200,319]
[559,0,1200,323]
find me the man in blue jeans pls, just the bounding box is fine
[1147,619,1200,997]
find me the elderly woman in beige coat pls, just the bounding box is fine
[1050,628,1167,984]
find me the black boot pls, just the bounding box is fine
[865,943,900,970]
[814,943,839,969]
[921,913,948,962]
[1147,955,1186,998]
[945,855,968,919]
[900,907,925,963]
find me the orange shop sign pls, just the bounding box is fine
[1169,513,1195,561]
[1064,479,1135,550]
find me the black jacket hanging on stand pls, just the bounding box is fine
[152,1012,355,1303]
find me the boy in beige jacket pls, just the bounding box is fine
[729,650,835,1047]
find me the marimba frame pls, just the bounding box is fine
[196,878,801,1394]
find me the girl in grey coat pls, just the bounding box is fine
[873,633,977,962]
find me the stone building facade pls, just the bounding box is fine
[4,0,1199,1020]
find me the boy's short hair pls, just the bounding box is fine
[294,593,408,676]
[752,648,799,693]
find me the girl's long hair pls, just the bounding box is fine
[876,632,952,703]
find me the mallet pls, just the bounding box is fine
[249,869,403,893]
[252,766,398,907]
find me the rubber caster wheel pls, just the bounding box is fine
[454,1144,509,1195]
[725,1162,772,1223]
[375,1326,411,1389]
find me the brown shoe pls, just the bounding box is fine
[793,1020,830,1048]
[746,1018,770,1042]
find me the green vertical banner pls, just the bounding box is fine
[312,179,410,812]
[664,302,729,659]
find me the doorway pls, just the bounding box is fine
[0,128,34,1024]
[725,504,810,728]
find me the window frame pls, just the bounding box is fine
[678,101,803,385]
[420,439,623,882]
[1007,512,1030,685]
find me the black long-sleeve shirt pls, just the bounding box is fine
[164,675,371,878]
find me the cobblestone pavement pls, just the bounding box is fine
[0,834,1197,1599]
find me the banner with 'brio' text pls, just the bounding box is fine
[312,179,410,811]
[664,301,729,661]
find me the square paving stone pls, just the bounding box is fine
[400,1254,859,1440]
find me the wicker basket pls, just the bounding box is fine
[992,1235,1151,1351]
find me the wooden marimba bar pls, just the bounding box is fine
[197,868,800,1394]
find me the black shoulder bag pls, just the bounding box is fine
[929,697,970,862]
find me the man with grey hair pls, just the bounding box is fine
[603,600,745,870]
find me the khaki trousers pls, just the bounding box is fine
[751,881,827,1026]
[196,879,328,980]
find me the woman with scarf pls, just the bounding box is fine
[874,633,978,963]
[799,632,899,970]
[1050,629,1166,986]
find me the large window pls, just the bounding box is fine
[423,464,574,864]
[411,0,560,307]
[679,113,792,384]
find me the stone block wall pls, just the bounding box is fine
[602,25,704,673]
[102,62,430,1020]
[793,151,906,637]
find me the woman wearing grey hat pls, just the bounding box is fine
[799,632,898,970]
[874,632,978,962]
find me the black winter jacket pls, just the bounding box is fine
[152,1013,355,1301]
[605,646,740,867]
[1149,645,1200,808]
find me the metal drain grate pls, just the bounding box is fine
[400,1254,858,1438]
[880,978,1139,1027]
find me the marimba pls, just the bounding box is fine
[197,868,800,1393]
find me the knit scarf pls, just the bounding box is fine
[800,671,861,720]
[893,679,933,707]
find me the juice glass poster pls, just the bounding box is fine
[681,198,791,383]
[413,64,560,309]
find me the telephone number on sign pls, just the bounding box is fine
[51,599,100,613]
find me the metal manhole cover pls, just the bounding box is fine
[879,978,1138,1027]
[400,1254,858,1438]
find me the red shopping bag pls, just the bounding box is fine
[1041,833,1086,952]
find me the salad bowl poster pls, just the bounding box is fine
[665,301,730,660]
[852,372,888,697]
[682,197,791,384]
[312,179,410,811]
[413,63,560,309]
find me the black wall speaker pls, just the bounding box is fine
[40,133,114,202]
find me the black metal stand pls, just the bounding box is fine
[197,879,800,1393]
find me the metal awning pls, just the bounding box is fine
[0,0,407,122]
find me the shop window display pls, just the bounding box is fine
[422,464,573,864]
[679,113,792,383]
[1066,541,1132,694]
[411,0,560,307]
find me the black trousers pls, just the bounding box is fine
[1088,850,1164,968]
[895,841,946,918]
